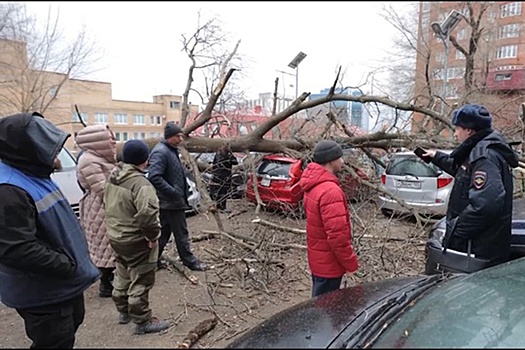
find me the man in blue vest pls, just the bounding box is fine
[0,112,100,348]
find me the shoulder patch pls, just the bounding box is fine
[473,170,487,190]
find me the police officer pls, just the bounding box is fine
[423,103,519,266]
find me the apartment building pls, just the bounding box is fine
[0,39,199,152]
[414,1,525,134]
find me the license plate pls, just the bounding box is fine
[260,178,271,187]
[396,180,421,189]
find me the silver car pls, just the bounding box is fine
[377,150,454,217]
[51,148,83,218]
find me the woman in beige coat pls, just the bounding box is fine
[76,125,117,297]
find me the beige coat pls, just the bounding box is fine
[76,125,117,268]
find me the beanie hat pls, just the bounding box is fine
[122,140,149,165]
[313,140,343,164]
[451,103,492,131]
[164,121,184,139]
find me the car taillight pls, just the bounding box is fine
[381,174,386,185]
[437,177,453,189]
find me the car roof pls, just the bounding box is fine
[263,154,301,162]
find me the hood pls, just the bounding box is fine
[108,162,145,185]
[0,112,69,177]
[75,124,116,163]
[482,130,519,168]
[298,162,339,192]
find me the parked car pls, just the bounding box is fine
[51,147,84,218]
[226,255,525,348]
[244,154,370,213]
[424,197,525,274]
[377,150,454,218]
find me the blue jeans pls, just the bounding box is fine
[311,275,342,298]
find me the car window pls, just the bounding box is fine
[257,159,292,178]
[386,155,440,177]
[57,148,77,171]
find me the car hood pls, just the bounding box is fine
[226,275,446,349]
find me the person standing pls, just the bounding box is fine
[210,143,238,213]
[104,139,170,334]
[76,124,118,297]
[298,140,359,298]
[423,103,519,268]
[0,112,100,348]
[148,121,207,271]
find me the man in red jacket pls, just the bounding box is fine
[299,140,359,297]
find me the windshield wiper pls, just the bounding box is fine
[333,275,445,349]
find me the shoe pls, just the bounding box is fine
[119,312,131,324]
[185,261,208,271]
[134,317,170,335]
[99,285,113,298]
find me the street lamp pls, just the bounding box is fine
[431,9,465,115]
[288,51,307,99]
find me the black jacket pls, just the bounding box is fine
[148,139,189,211]
[211,150,238,184]
[432,130,519,264]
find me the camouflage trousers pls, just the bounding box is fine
[109,239,158,325]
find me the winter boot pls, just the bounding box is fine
[98,267,114,298]
[134,317,170,335]
[118,312,131,324]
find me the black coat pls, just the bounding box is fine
[211,151,238,185]
[432,130,519,264]
[148,140,189,211]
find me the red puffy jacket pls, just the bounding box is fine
[299,162,358,278]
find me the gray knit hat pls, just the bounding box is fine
[164,121,184,139]
[313,140,343,164]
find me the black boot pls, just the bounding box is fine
[99,267,114,298]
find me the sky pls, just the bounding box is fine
[22,1,415,103]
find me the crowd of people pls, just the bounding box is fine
[0,103,519,348]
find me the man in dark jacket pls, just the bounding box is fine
[423,104,519,268]
[0,112,100,348]
[210,143,238,212]
[148,121,207,271]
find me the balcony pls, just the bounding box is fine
[486,68,525,91]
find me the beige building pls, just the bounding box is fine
[0,39,199,151]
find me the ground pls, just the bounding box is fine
[0,197,429,349]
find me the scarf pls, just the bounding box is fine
[450,128,493,168]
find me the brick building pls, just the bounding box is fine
[414,1,525,135]
[0,39,199,151]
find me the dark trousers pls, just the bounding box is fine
[16,293,85,349]
[111,240,158,324]
[158,209,198,267]
[311,275,342,298]
[211,180,230,210]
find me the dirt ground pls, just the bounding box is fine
[0,197,430,348]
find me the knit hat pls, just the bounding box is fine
[122,140,149,165]
[164,121,183,139]
[313,140,343,164]
[451,104,492,131]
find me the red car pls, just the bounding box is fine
[245,154,369,212]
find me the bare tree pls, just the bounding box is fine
[0,3,101,115]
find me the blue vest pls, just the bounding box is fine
[0,162,100,308]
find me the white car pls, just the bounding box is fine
[51,148,83,218]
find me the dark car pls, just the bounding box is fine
[226,256,525,348]
[244,154,370,213]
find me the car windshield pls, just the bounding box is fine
[370,257,525,348]
[257,159,292,179]
[57,148,77,170]
[386,155,441,177]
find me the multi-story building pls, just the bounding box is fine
[0,39,199,152]
[414,1,525,135]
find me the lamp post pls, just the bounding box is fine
[287,51,307,99]
[431,10,464,115]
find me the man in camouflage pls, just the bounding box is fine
[104,139,169,334]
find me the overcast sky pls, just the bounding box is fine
[23,1,414,103]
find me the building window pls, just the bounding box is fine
[445,85,458,98]
[71,112,87,123]
[435,51,444,63]
[496,45,518,59]
[134,114,145,125]
[448,66,465,79]
[422,2,431,12]
[122,132,128,141]
[500,2,521,18]
[433,68,443,80]
[169,101,180,109]
[150,116,156,125]
[495,73,513,81]
[238,124,249,136]
[499,23,520,38]
[133,132,139,139]
[457,28,466,40]
[114,113,128,124]
[455,50,466,60]
[141,132,146,139]
[157,116,162,125]
[94,113,108,125]
[49,86,58,97]
[114,132,121,142]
